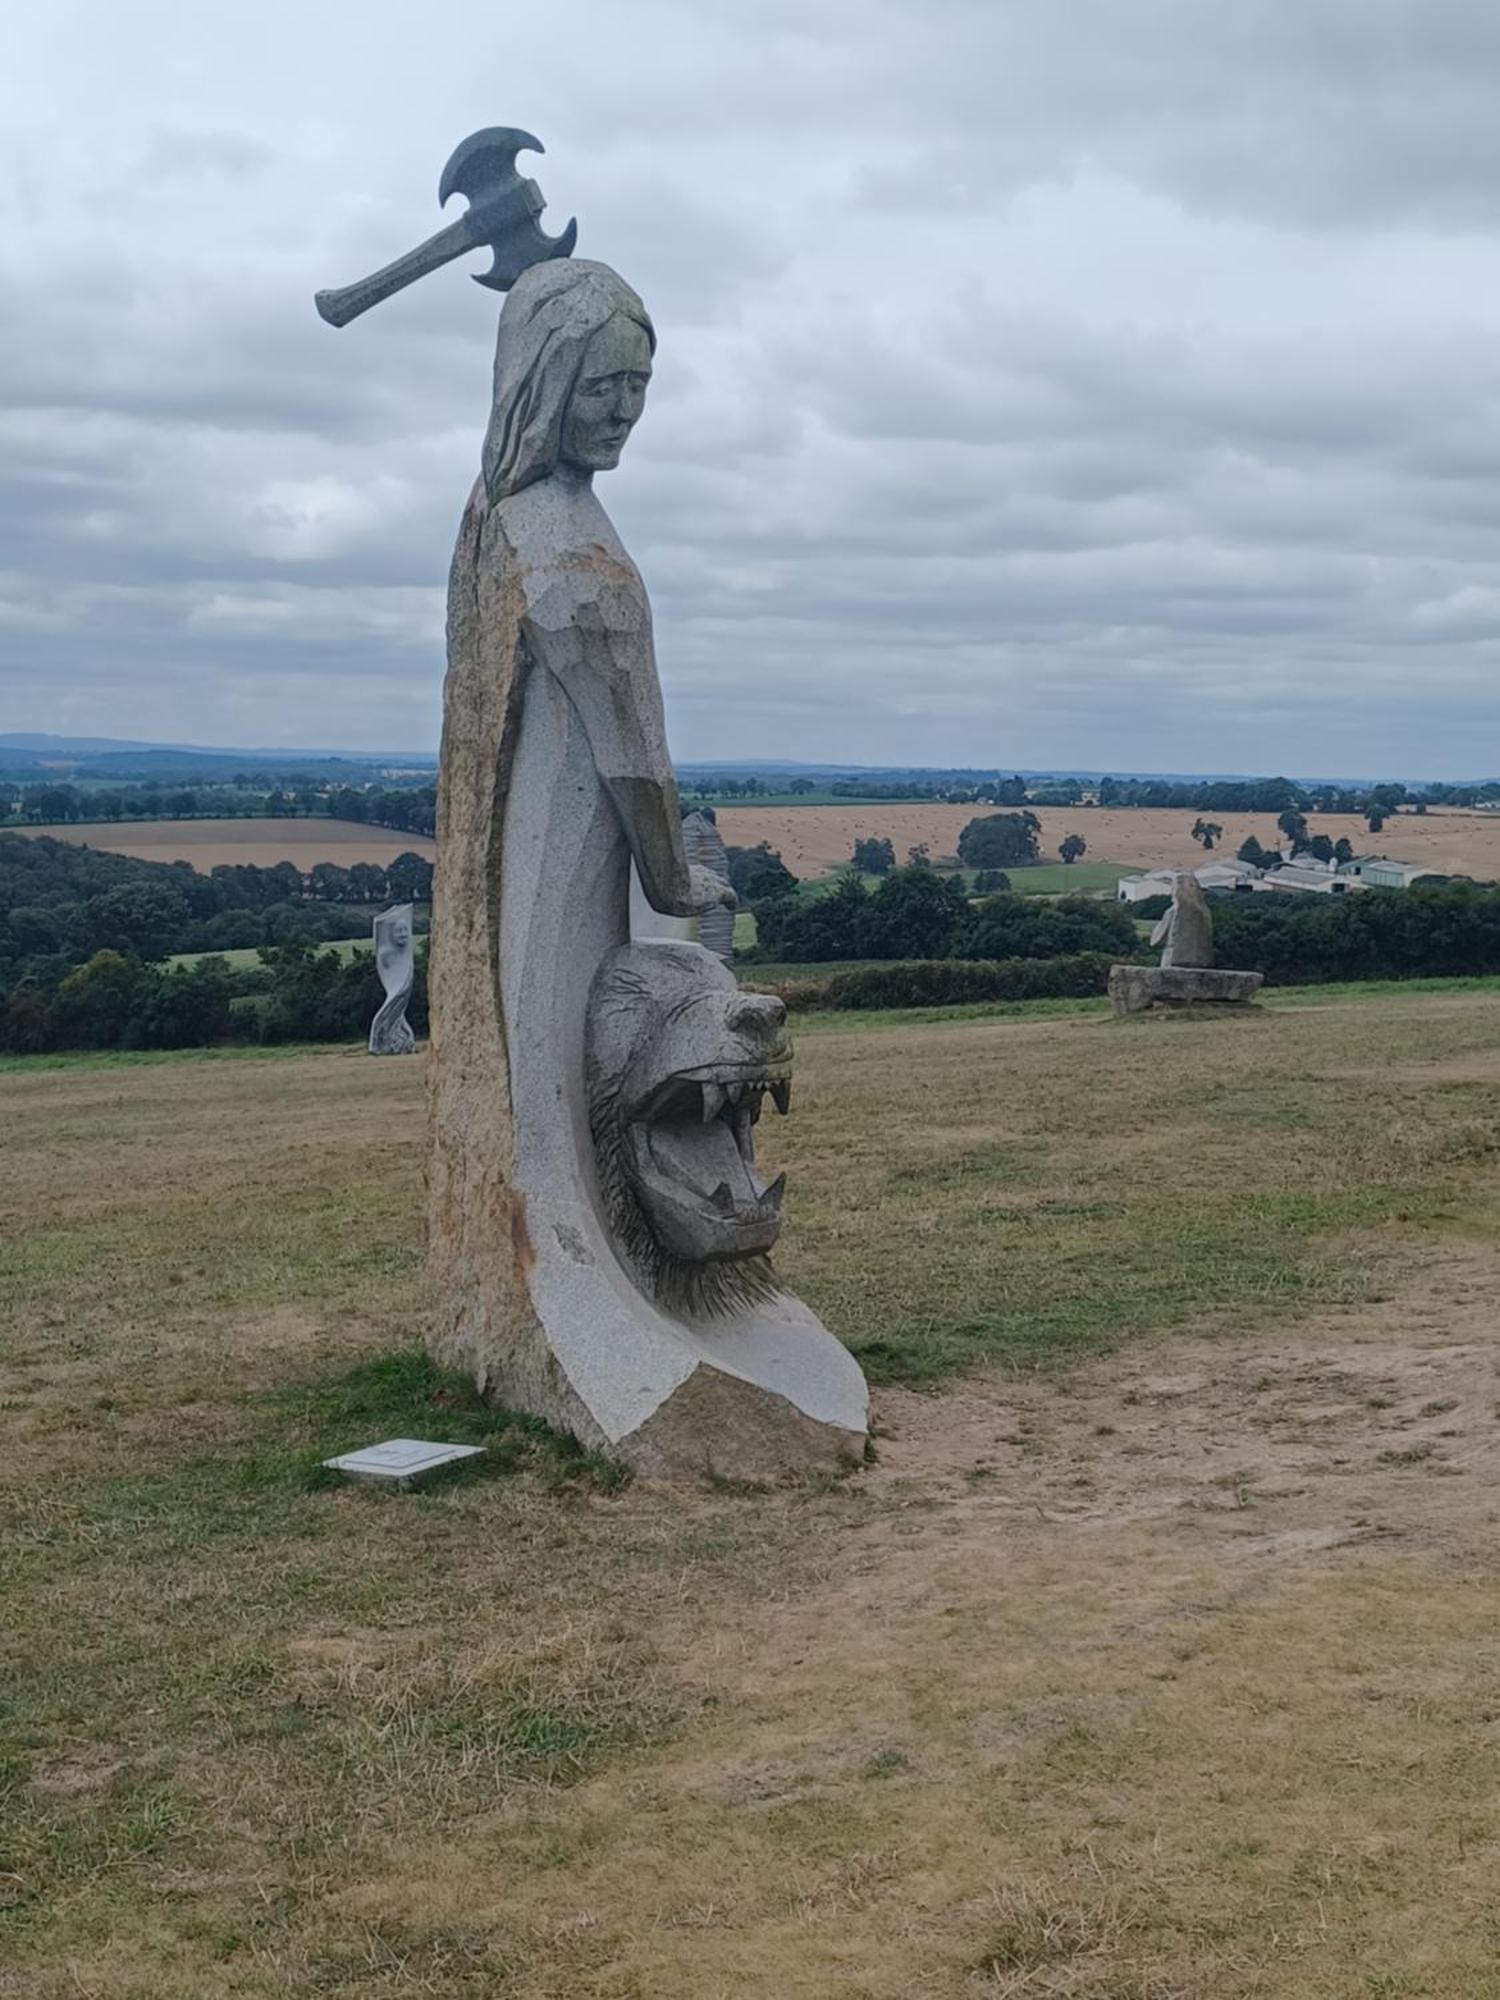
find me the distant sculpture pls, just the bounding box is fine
[368,904,416,1054]
[317,156,869,1478]
[1152,872,1214,969]
[1110,869,1262,1018]
[681,811,736,963]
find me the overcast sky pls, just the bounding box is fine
[6,2,1500,776]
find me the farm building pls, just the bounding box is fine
[1338,854,1438,889]
[1116,860,1261,902]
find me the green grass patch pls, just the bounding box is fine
[967,860,1133,896]
[164,937,375,972]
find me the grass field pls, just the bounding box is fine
[164,937,375,972]
[6,987,1500,1994]
[18,818,436,871]
[971,859,1133,896]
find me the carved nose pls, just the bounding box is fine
[728,994,786,1046]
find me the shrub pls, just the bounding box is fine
[855,868,968,959]
[957,893,1140,961]
[1211,881,1500,985]
[752,874,869,962]
[764,953,1116,1012]
[957,812,1042,869]
[725,841,797,902]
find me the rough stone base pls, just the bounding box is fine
[614,1359,866,1481]
[1109,964,1264,1018]
[434,1237,870,1486]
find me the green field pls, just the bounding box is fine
[165,937,374,972]
[6,986,1500,1995]
[983,858,1133,895]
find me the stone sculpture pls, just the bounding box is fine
[1151,871,1214,969]
[369,904,417,1055]
[680,811,736,964]
[319,132,867,1477]
[1109,870,1263,1017]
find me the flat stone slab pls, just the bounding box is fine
[1109,965,1264,1018]
[323,1437,485,1488]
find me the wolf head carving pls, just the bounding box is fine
[586,941,792,1317]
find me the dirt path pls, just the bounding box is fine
[348,1250,1500,1998]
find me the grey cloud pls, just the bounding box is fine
[6,0,1500,771]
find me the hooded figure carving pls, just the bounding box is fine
[426,259,867,1480]
[1152,872,1215,970]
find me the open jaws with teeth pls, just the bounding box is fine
[697,1076,791,1214]
[700,1076,791,1125]
[631,1065,794,1245]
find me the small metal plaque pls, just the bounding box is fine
[323,1437,485,1488]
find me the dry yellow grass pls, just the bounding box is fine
[5,989,1500,1995]
[716,801,1500,881]
[27,802,1500,886]
[17,817,436,871]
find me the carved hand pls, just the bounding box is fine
[688,864,737,915]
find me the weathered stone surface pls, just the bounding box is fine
[1150,871,1215,968]
[426,259,867,1477]
[680,812,735,963]
[1109,964,1264,1017]
[368,903,417,1054]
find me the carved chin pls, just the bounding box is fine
[624,1064,790,1263]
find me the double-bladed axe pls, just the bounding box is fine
[314,126,576,328]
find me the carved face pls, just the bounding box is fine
[587,942,792,1313]
[373,905,415,991]
[561,313,652,472]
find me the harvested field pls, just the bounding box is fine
[17,817,435,872]
[5,983,1500,1993]
[32,804,1500,887]
[716,801,1500,881]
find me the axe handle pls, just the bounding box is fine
[315,213,482,327]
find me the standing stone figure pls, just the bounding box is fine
[1152,872,1214,969]
[424,257,867,1477]
[681,810,736,964]
[368,904,417,1055]
[1109,866,1261,1015]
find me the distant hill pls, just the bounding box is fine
[0,733,438,782]
[4,735,1496,791]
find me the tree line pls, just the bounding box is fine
[749,870,1141,965]
[1,938,429,1057]
[3,779,438,837]
[0,835,432,1043]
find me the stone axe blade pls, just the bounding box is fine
[314,126,577,329]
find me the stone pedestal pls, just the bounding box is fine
[1109,964,1264,1017]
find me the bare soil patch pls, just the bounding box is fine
[17,816,436,872]
[717,801,1500,880]
[320,1255,1500,1999]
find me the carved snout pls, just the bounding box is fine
[726,992,788,1054]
